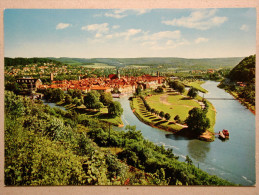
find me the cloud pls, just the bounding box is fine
[134,9,151,15]
[112,29,142,40]
[138,30,189,50]
[162,9,228,30]
[56,23,72,30]
[105,9,127,19]
[82,23,109,37]
[104,9,151,19]
[112,25,120,29]
[195,37,209,44]
[240,24,249,32]
[136,30,181,42]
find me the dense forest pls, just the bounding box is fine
[228,55,255,83]
[218,55,255,111]
[5,91,234,186]
[4,57,62,66]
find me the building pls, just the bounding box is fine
[16,78,42,91]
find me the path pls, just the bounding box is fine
[159,94,171,105]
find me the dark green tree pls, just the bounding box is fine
[65,94,73,104]
[84,91,100,109]
[165,113,171,121]
[185,108,210,135]
[174,115,180,123]
[159,111,165,119]
[185,155,193,165]
[187,87,198,98]
[108,101,123,117]
[100,92,113,106]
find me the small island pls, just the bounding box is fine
[130,80,216,142]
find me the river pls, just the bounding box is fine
[113,80,255,186]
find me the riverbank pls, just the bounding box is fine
[217,83,255,115]
[130,92,216,142]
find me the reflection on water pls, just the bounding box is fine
[187,140,211,163]
[165,134,191,141]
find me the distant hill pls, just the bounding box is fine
[48,57,244,69]
[228,55,255,83]
[4,57,62,66]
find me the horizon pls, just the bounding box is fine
[4,8,256,59]
[4,56,249,59]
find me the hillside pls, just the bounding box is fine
[48,57,244,69]
[218,54,255,112]
[228,55,255,83]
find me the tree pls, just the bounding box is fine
[168,81,185,94]
[65,94,73,104]
[185,155,193,165]
[155,86,163,93]
[151,108,155,114]
[84,91,100,109]
[93,101,103,111]
[159,111,165,119]
[136,85,142,95]
[108,101,123,117]
[185,108,210,135]
[155,110,159,116]
[100,92,113,106]
[165,113,171,121]
[187,87,198,98]
[174,115,180,123]
[177,83,185,94]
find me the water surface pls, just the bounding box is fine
[114,81,255,185]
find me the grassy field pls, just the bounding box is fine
[183,80,208,93]
[132,97,183,132]
[82,63,116,69]
[63,103,123,126]
[132,89,216,137]
[146,91,201,121]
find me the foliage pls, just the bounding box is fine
[154,86,163,93]
[168,81,185,94]
[100,92,113,106]
[187,87,198,99]
[5,92,233,186]
[174,115,180,123]
[228,55,255,83]
[5,57,62,66]
[84,91,103,109]
[159,111,165,119]
[165,113,171,121]
[43,88,65,102]
[108,101,123,117]
[4,93,153,186]
[185,108,210,135]
[136,85,142,95]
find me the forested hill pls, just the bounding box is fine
[48,57,244,69]
[5,57,244,69]
[228,55,255,83]
[4,57,62,66]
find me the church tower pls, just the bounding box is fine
[117,69,120,79]
[50,73,54,81]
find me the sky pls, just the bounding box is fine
[4,8,256,58]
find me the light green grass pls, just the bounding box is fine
[82,63,116,69]
[184,81,208,93]
[132,97,183,131]
[133,91,216,134]
[147,92,200,121]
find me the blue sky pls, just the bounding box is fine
[4,8,256,58]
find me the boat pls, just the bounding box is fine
[219,129,229,140]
